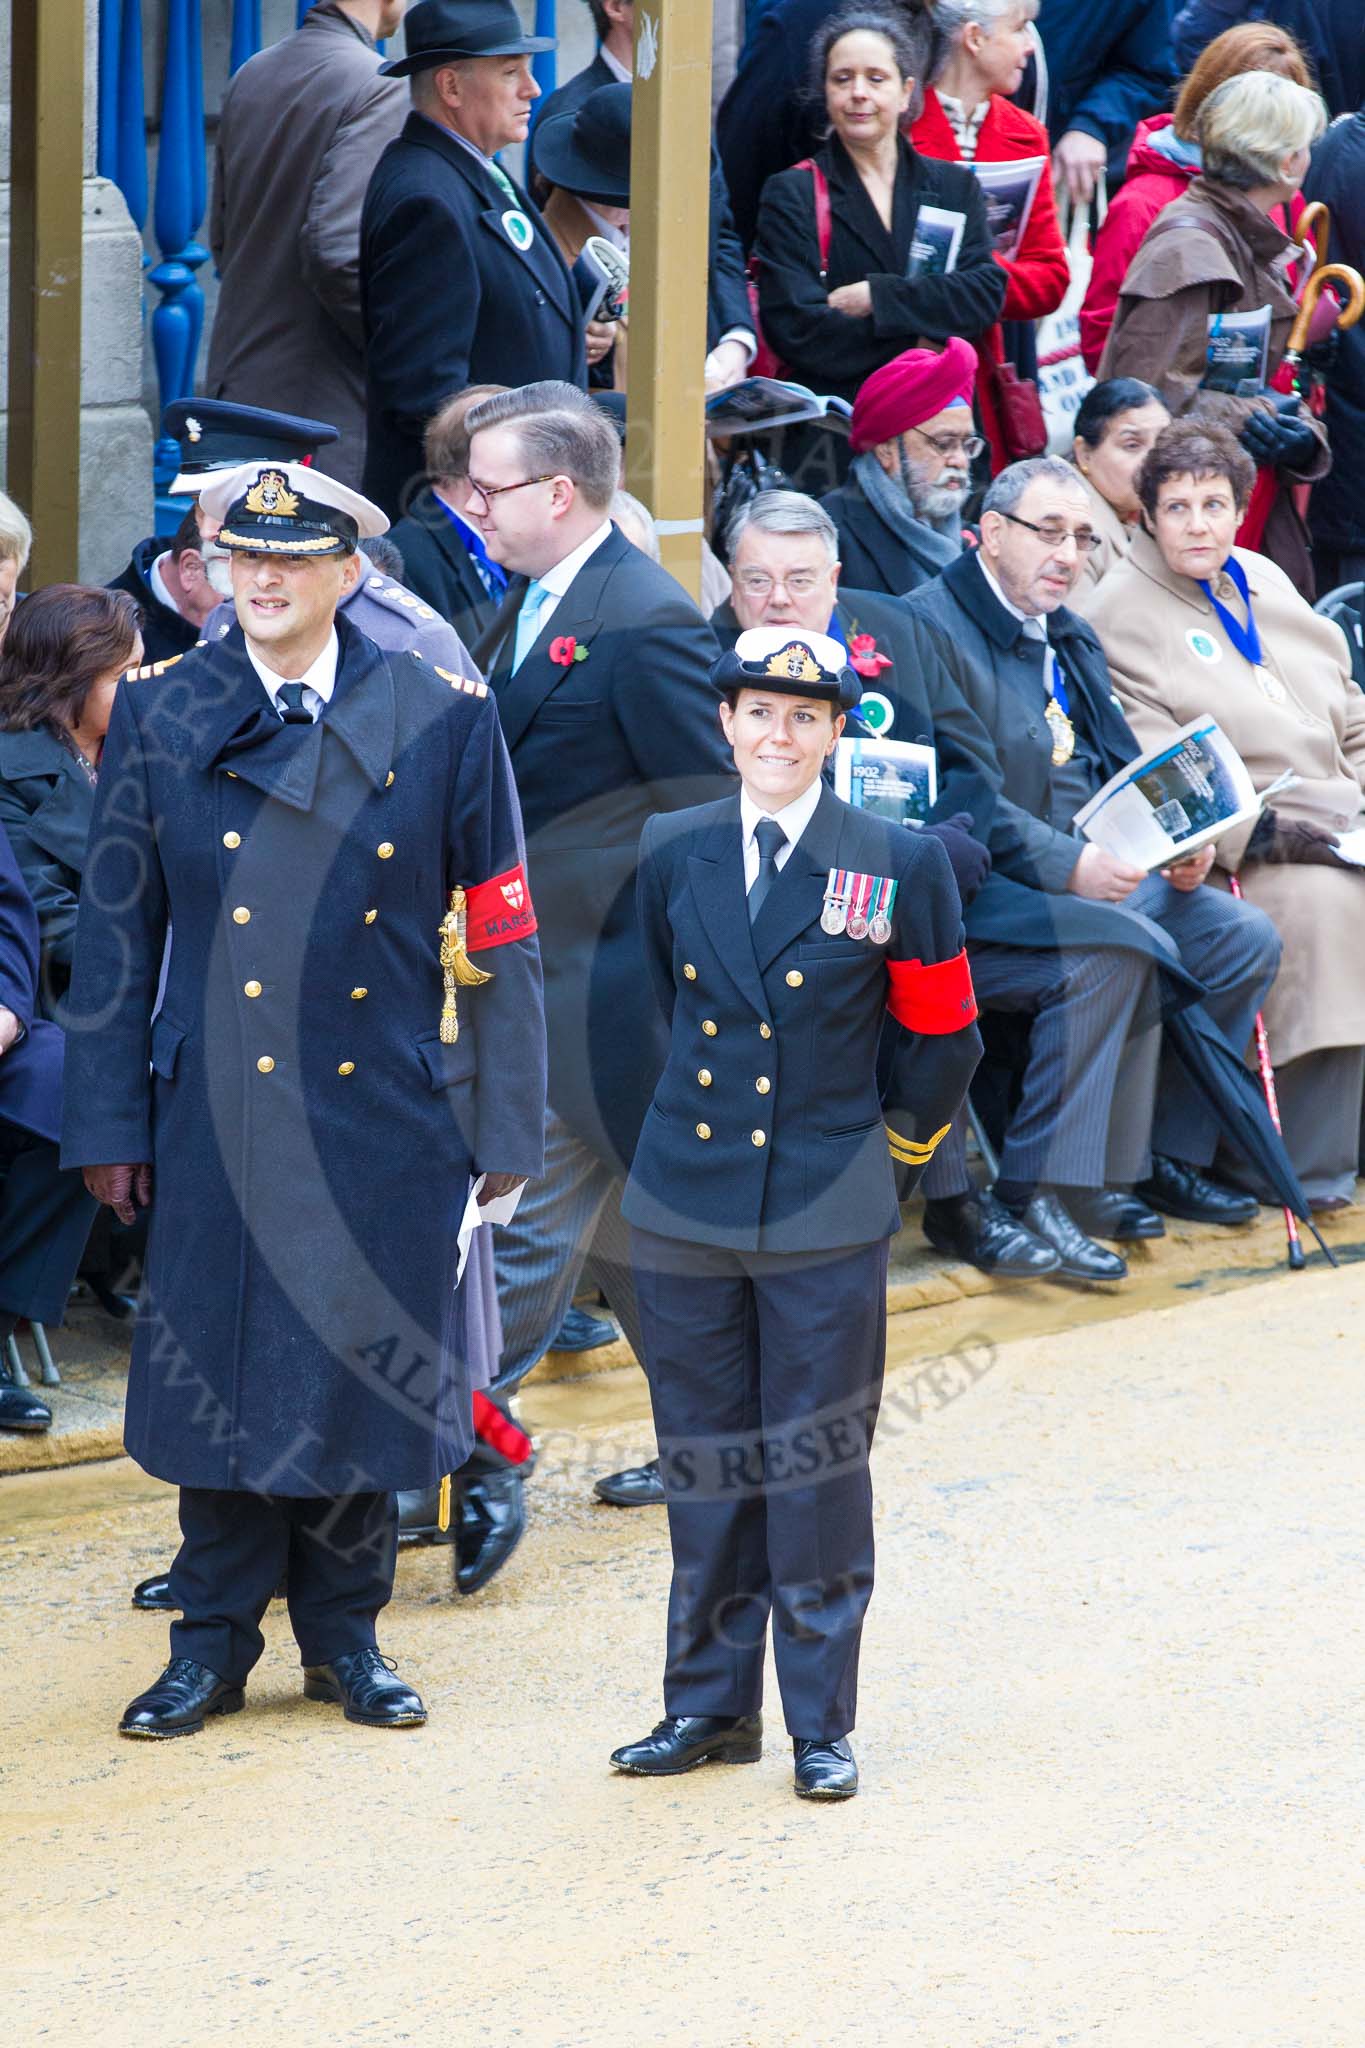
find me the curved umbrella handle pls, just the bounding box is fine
[1296,198,1331,273]
[1288,260,1365,356]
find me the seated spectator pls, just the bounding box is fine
[387,383,510,657]
[1083,420,1365,1211]
[821,340,977,596]
[0,492,32,650]
[1081,21,1312,374]
[0,819,99,1435]
[751,7,1005,409]
[107,506,218,664]
[1070,378,1170,590]
[900,456,1281,1274]
[909,0,1068,472]
[0,586,143,1015]
[1098,69,1329,590]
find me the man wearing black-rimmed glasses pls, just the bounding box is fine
[901,456,1281,1279]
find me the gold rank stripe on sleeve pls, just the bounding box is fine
[885,1121,952,1165]
[434,667,489,698]
[126,653,185,681]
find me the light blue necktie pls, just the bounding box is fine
[511,578,550,674]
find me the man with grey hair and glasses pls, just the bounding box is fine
[901,455,1282,1277]
[464,380,733,1524]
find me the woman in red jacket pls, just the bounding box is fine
[909,0,1066,474]
[1080,20,1311,373]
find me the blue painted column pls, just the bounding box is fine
[148,0,210,523]
[97,0,148,231]
[532,0,557,102]
[231,0,264,73]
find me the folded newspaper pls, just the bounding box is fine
[834,735,937,828]
[1075,717,1270,869]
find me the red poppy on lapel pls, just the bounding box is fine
[848,633,893,678]
[549,635,589,667]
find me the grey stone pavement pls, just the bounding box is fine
[3,1259,1365,2046]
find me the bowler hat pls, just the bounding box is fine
[378,0,555,75]
[534,81,632,203]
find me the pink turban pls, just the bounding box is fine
[848,338,978,454]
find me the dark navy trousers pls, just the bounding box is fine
[168,1487,399,1685]
[632,1227,889,1742]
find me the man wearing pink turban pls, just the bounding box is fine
[822,339,979,598]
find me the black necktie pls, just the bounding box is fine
[277,682,313,725]
[748,818,786,924]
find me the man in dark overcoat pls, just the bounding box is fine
[359,0,591,519]
[611,626,982,1799]
[61,462,546,1738]
[388,383,510,657]
[900,456,1282,1273]
[465,380,733,1513]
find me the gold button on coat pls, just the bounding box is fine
[222,831,241,849]
[351,987,368,1001]
[377,842,394,859]
[338,1062,355,1077]
[385,771,395,787]
[364,909,378,925]
[697,1068,712,1087]
[702,1020,718,1037]
[786,970,803,988]
[759,1022,772,1039]
[751,1130,766,1147]
[696,1123,712,1140]
[233,907,251,925]
[683,964,697,980]
[256,1056,275,1074]
[244,981,262,999]
[755,1077,771,1094]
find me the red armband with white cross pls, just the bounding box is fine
[887,950,977,1033]
[464,865,538,950]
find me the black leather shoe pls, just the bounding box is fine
[454,1466,526,1594]
[793,1735,858,1800]
[302,1648,426,1727]
[593,1455,666,1507]
[0,1381,52,1431]
[549,1304,618,1352]
[131,1570,176,1611]
[396,1485,456,1545]
[610,1713,763,1775]
[119,1658,244,1739]
[923,1190,1062,1277]
[1064,1188,1165,1242]
[1014,1192,1127,1282]
[1136,1155,1259,1225]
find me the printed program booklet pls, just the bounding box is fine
[971,156,1046,261]
[834,736,938,828]
[1074,717,1264,870]
[1202,305,1272,395]
[907,205,965,279]
[705,377,853,439]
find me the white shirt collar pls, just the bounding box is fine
[977,557,1049,642]
[538,519,614,598]
[740,774,824,855]
[245,627,340,709]
[148,550,181,618]
[600,42,631,83]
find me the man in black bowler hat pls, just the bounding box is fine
[610,626,982,1801]
[360,0,596,519]
[63,460,546,1738]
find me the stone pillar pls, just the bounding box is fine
[0,0,153,582]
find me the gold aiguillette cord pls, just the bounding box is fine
[438,885,493,1044]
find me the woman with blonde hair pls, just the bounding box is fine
[1099,68,1329,588]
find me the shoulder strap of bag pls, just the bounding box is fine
[793,158,833,278]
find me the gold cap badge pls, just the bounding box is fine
[243,469,300,519]
[765,641,824,684]
[185,416,202,443]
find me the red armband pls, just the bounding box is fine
[887,949,978,1033]
[472,1389,533,1465]
[464,865,538,950]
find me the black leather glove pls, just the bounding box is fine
[1244,808,1342,866]
[1302,328,1341,381]
[1239,399,1319,471]
[925,811,992,907]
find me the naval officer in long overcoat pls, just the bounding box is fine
[611,627,983,1800]
[61,463,546,1738]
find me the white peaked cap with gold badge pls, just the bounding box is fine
[200,462,390,557]
[717,625,862,711]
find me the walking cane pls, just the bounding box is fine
[1226,873,1306,1270]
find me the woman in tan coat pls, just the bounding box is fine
[1083,420,1365,1208]
[1098,69,1328,590]
[1069,378,1170,592]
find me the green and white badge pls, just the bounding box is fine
[1186,628,1222,664]
[502,209,535,252]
